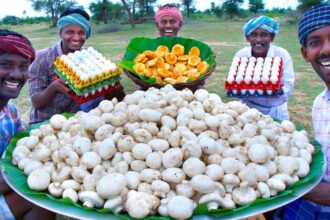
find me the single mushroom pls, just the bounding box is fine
[79,191,105,208]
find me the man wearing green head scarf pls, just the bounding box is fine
[28,9,125,124]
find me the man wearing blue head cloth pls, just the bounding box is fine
[271,4,330,219]
[28,9,125,124]
[234,15,295,120]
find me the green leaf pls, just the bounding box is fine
[117,36,216,84]
[0,120,325,220]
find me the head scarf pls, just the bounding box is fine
[243,16,279,37]
[0,34,35,62]
[154,6,183,24]
[57,13,91,39]
[298,4,330,47]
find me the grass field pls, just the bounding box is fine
[6,17,325,136]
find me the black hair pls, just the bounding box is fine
[60,8,90,21]
[0,29,32,45]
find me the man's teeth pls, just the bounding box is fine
[255,43,262,47]
[320,61,330,67]
[165,30,173,33]
[4,81,20,88]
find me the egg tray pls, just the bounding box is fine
[68,82,122,104]
[54,60,122,89]
[55,68,121,96]
[224,57,283,92]
[226,87,283,98]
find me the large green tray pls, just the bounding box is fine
[0,121,325,220]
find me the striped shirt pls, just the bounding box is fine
[0,102,24,156]
[235,45,295,120]
[312,88,330,182]
[28,42,104,124]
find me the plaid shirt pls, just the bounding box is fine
[0,102,24,156]
[235,45,295,120]
[312,88,330,182]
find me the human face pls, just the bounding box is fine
[156,16,182,37]
[60,25,86,54]
[0,53,30,102]
[301,25,330,88]
[246,28,274,57]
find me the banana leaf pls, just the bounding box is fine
[0,119,325,220]
[118,36,216,84]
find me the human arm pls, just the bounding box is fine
[28,50,71,109]
[0,172,12,194]
[31,77,71,109]
[303,182,330,206]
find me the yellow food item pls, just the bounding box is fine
[189,47,200,57]
[188,56,201,67]
[178,55,189,61]
[165,53,178,65]
[132,44,210,84]
[156,45,169,57]
[197,61,209,74]
[172,44,185,56]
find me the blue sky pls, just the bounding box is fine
[0,0,299,19]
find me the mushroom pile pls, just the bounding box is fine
[12,85,314,219]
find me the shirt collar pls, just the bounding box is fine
[323,89,330,102]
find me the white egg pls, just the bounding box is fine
[257,57,264,63]
[249,57,256,63]
[238,65,246,72]
[240,89,247,95]
[265,57,272,63]
[262,69,270,76]
[233,57,240,63]
[244,75,252,84]
[236,74,244,84]
[253,75,260,84]
[226,75,235,84]
[232,90,238,95]
[266,90,273,95]
[257,89,264,95]
[84,93,89,98]
[249,89,255,95]
[254,69,262,77]
[261,74,269,85]
[229,66,237,73]
[270,75,278,84]
[274,57,281,63]
[109,63,117,71]
[228,69,237,76]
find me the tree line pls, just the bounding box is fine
[0,0,328,26]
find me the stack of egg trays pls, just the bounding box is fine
[55,68,121,96]
[224,57,283,97]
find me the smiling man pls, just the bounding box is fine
[271,4,330,219]
[28,8,125,124]
[234,15,295,120]
[0,29,56,220]
[154,4,183,37]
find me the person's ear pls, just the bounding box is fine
[301,47,310,62]
[179,22,183,29]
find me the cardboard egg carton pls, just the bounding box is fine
[224,56,283,97]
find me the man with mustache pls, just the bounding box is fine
[271,4,330,219]
[234,16,295,120]
[154,4,182,37]
[0,29,55,220]
[28,8,125,124]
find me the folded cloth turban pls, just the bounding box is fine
[154,6,183,23]
[0,34,35,62]
[243,16,279,37]
[57,13,91,39]
[298,4,330,47]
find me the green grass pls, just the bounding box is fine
[7,18,325,136]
